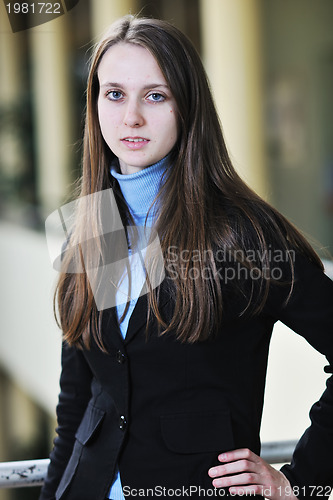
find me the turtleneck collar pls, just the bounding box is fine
[110,156,169,224]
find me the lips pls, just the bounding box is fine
[121,137,149,150]
[123,137,148,142]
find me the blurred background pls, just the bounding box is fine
[0,0,332,498]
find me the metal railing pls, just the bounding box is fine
[0,458,49,489]
[0,440,297,489]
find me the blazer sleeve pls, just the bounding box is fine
[39,342,93,500]
[265,251,333,499]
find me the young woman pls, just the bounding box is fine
[40,15,333,500]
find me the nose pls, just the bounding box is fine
[123,98,144,127]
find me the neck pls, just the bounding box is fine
[110,156,170,225]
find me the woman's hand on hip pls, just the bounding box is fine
[208,448,298,499]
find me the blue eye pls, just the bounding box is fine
[147,93,165,102]
[106,90,123,101]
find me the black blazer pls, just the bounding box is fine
[40,252,333,500]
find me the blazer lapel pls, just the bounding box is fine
[101,306,124,352]
[124,278,173,345]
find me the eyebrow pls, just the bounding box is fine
[100,82,170,90]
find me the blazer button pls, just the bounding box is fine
[119,415,127,430]
[116,350,126,364]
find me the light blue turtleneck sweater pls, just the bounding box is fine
[108,156,168,500]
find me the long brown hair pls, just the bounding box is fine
[56,15,323,349]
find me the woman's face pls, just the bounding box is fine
[97,42,178,175]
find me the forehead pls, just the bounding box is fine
[97,42,167,87]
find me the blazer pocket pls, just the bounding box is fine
[56,404,106,499]
[75,403,106,445]
[160,410,235,454]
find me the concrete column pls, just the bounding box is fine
[90,0,138,40]
[199,0,268,198]
[0,5,24,102]
[29,15,74,214]
[0,4,26,195]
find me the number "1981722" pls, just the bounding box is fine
[6,3,61,14]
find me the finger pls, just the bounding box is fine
[211,472,260,489]
[218,448,261,464]
[208,459,260,478]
